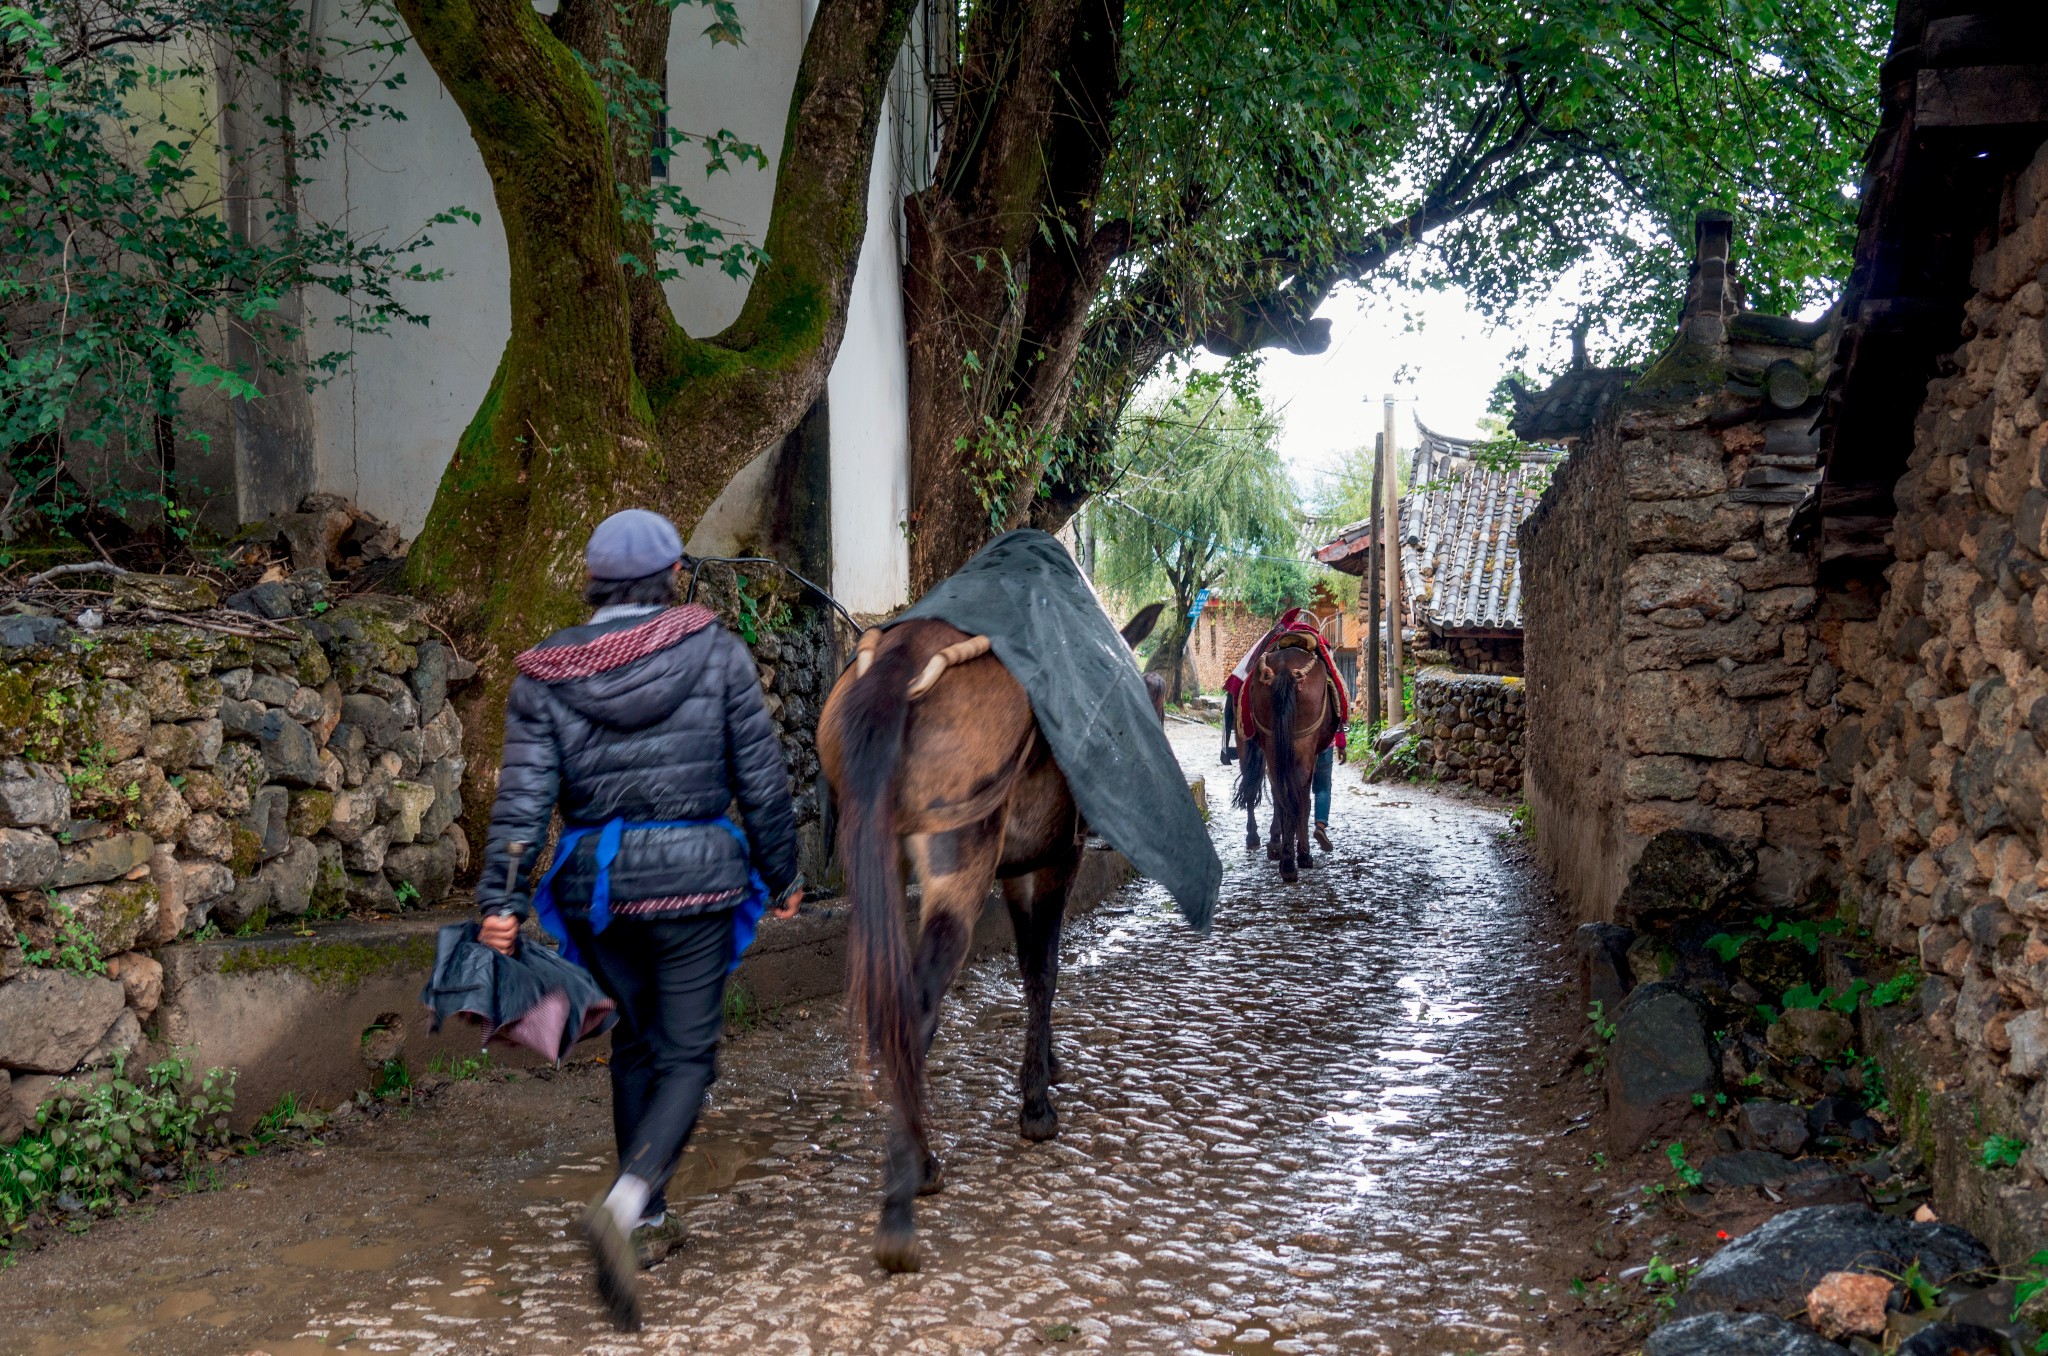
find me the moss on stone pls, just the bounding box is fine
[0,667,37,755]
[216,931,438,988]
[308,851,349,917]
[287,789,335,837]
[228,826,264,879]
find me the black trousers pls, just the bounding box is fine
[564,908,734,1193]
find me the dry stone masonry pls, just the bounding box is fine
[1522,213,1843,915]
[1833,141,2048,1163]
[0,573,472,1103]
[1408,667,1523,793]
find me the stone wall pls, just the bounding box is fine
[1438,633,1523,676]
[1522,230,1841,919]
[0,567,845,1132]
[1833,141,2048,1154]
[1193,604,1273,693]
[0,575,471,1116]
[1409,667,1524,793]
[1521,403,1634,915]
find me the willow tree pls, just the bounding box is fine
[396,0,914,654]
[1092,379,1299,706]
[904,0,1889,585]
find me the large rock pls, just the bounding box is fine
[212,874,272,931]
[1606,982,1715,1150]
[147,844,187,944]
[1768,1007,1855,1064]
[1644,1312,1851,1356]
[254,708,322,788]
[344,824,392,874]
[1675,1206,1994,1319]
[134,659,221,720]
[55,879,160,955]
[324,787,379,844]
[0,827,58,890]
[1896,1324,2016,1356]
[0,759,68,827]
[418,757,463,842]
[90,680,150,760]
[1615,830,1757,928]
[383,838,457,907]
[382,779,435,844]
[410,641,450,722]
[260,837,321,918]
[340,694,403,750]
[1577,921,1635,1016]
[1735,1100,1810,1156]
[112,574,218,613]
[52,829,153,887]
[0,968,126,1073]
[242,784,289,862]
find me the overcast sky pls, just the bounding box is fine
[1172,278,1585,506]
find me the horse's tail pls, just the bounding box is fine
[831,640,924,1139]
[1233,693,1265,811]
[1269,668,1302,829]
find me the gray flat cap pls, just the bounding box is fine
[586,509,683,580]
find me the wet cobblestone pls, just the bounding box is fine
[0,726,1597,1354]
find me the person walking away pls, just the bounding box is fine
[1221,606,1350,850]
[474,509,803,1331]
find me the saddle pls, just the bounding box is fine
[1268,632,1317,654]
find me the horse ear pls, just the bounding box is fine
[1120,601,1165,649]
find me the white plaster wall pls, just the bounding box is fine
[662,3,801,337]
[825,84,912,615]
[298,15,505,535]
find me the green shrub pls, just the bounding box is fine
[0,1055,235,1245]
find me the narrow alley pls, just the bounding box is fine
[0,726,1602,1355]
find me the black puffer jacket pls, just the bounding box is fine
[477,604,798,921]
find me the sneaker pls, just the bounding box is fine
[1314,823,1333,852]
[580,1195,644,1331]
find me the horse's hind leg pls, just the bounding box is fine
[904,826,1001,1198]
[1295,764,1317,869]
[1244,799,1260,852]
[1003,859,1074,1142]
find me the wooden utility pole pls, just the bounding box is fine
[1381,396,1403,720]
[1365,432,1383,729]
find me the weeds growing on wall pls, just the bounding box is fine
[0,1055,235,1253]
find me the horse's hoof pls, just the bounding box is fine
[1280,868,1299,885]
[875,1226,922,1274]
[1298,851,1315,869]
[1019,1101,1059,1142]
[1244,834,1261,851]
[918,1154,945,1197]
[1266,844,1280,861]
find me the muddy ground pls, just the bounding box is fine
[0,725,1721,1355]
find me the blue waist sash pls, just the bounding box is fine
[530,817,767,973]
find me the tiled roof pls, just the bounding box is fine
[1399,420,1560,636]
[1505,364,1637,443]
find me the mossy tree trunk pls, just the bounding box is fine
[902,0,1127,594]
[392,0,914,821]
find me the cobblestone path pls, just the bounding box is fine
[0,727,1598,1355]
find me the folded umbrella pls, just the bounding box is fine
[420,920,618,1062]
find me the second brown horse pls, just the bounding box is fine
[817,603,1163,1274]
[1233,635,1340,882]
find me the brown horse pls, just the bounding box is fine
[1233,635,1339,883]
[817,602,1164,1274]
